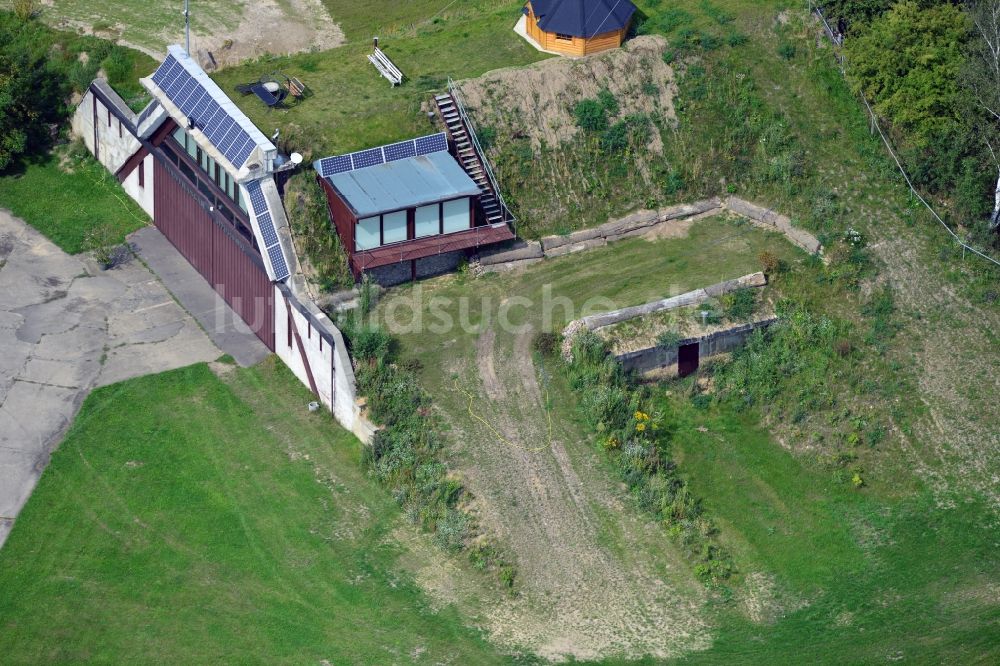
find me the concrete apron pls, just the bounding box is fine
[0,213,221,548]
[129,227,269,368]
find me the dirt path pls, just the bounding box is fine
[445,326,708,661]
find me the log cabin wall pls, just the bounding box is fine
[525,2,627,56]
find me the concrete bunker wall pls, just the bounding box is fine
[617,319,778,375]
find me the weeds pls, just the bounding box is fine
[565,331,734,584]
[284,173,353,292]
[340,315,518,590]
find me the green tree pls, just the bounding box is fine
[0,17,67,171]
[845,1,969,147]
[962,0,1000,230]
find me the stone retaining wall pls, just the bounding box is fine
[476,196,821,273]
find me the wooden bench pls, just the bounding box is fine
[368,47,403,86]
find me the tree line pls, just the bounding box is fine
[0,10,148,172]
[824,0,1000,245]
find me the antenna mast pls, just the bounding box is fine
[184,0,191,54]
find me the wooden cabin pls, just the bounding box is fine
[314,134,514,285]
[523,0,637,56]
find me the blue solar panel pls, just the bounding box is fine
[151,57,175,86]
[149,49,268,168]
[320,155,352,177]
[266,244,289,281]
[182,89,208,117]
[205,116,233,146]
[194,100,221,131]
[162,67,186,98]
[257,212,278,247]
[217,124,243,154]
[245,181,267,215]
[232,136,256,167]
[351,147,384,170]
[415,133,448,156]
[384,140,416,162]
[174,78,198,108]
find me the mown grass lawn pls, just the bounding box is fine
[0,145,148,254]
[657,392,1000,664]
[0,361,504,664]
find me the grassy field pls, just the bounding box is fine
[212,2,544,158]
[661,393,1000,664]
[370,216,804,658]
[0,360,507,664]
[16,0,240,54]
[0,144,148,254]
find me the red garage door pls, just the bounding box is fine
[153,159,275,350]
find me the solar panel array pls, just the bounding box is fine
[150,53,261,168]
[244,180,290,281]
[316,132,449,177]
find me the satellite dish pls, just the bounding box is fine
[290,152,303,165]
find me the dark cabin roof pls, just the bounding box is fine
[530,0,637,38]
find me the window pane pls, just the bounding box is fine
[178,160,196,184]
[237,185,247,213]
[415,204,439,238]
[382,210,407,244]
[172,126,186,147]
[442,198,469,234]
[161,144,177,164]
[356,216,380,250]
[186,134,197,159]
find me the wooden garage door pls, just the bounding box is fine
[153,159,275,350]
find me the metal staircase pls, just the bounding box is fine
[434,80,515,231]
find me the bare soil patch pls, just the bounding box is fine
[35,0,343,65]
[458,35,677,154]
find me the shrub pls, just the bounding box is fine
[727,32,748,47]
[476,125,497,152]
[401,357,424,373]
[722,288,756,321]
[12,0,38,21]
[777,42,796,60]
[284,173,353,292]
[597,88,619,116]
[434,509,469,552]
[349,324,517,589]
[358,273,375,314]
[532,331,559,357]
[351,324,393,363]
[759,250,782,275]
[564,331,733,583]
[573,99,608,132]
[84,222,124,269]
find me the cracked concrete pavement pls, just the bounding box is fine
[0,211,221,547]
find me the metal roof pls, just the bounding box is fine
[530,0,637,38]
[145,45,275,171]
[322,151,480,218]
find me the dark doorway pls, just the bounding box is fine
[678,342,700,377]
